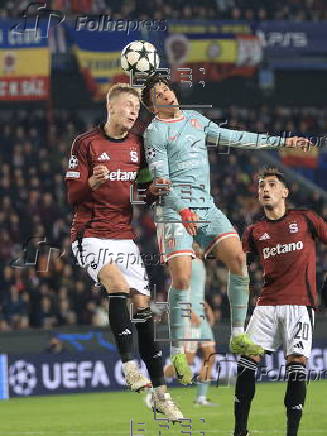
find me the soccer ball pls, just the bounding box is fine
[121,40,159,74]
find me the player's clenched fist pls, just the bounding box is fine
[179,208,199,236]
[285,136,313,152]
[88,165,109,190]
[149,177,171,196]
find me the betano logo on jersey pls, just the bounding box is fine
[105,169,136,181]
[263,241,304,259]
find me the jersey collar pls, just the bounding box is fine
[98,123,129,142]
[155,114,185,123]
[264,209,289,222]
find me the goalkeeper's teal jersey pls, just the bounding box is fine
[143,110,284,212]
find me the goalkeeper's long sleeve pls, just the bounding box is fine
[200,116,285,149]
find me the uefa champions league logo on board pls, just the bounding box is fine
[9,360,37,396]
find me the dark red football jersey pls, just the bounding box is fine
[65,125,147,242]
[242,209,327,307]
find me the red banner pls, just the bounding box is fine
[0,77,49,101]
[280,148,319,169]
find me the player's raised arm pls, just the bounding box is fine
[203,117,284,149]
[143,124,189,212]
[305,210,327,244]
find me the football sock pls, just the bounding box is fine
[168,287,191,354]
[135,307,165,388]
[284,363,307,436]
[228,272,250,333]
[196,381,209,400]
[108,292,134,363]
[234,356,257,436]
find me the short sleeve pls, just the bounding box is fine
[305,210,327,244]
[65,137,93,205]
[242,225,257,254]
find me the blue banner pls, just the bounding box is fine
[63,19,167,99]
[8,351,122,397]
[0,355,8,400]
[5,343,327,398]
[256,21,327,56]
[0,19,50,100]
[168,20,327,56]
[0,18,49,49]
[60,18,327,99]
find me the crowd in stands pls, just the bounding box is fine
[0,104,326,331]
[2,0,327,21]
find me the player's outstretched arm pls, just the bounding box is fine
[217,128,312,151]
[200,114,312,151]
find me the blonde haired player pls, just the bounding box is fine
[65,83,183,420]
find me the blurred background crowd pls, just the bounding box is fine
[0,0,326,333]
[1,105,326,331]
[1,0,327,21]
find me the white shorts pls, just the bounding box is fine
[246,305,314,358]
[72,238,150,296]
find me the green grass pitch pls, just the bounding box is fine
[1,381,326,435]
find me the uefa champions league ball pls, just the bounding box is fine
[121,40,160,74]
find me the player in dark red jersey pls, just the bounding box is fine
[233,168,327,436]
[65,84,183,420]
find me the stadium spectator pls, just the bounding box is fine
[1,0,327,20]
[45,336,66,353]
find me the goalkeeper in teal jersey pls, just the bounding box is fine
[142,74,310,385]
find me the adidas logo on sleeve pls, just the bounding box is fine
[259,233,270,240]
[119,329,132,336]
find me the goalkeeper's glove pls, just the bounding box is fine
[179,208,198,236]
